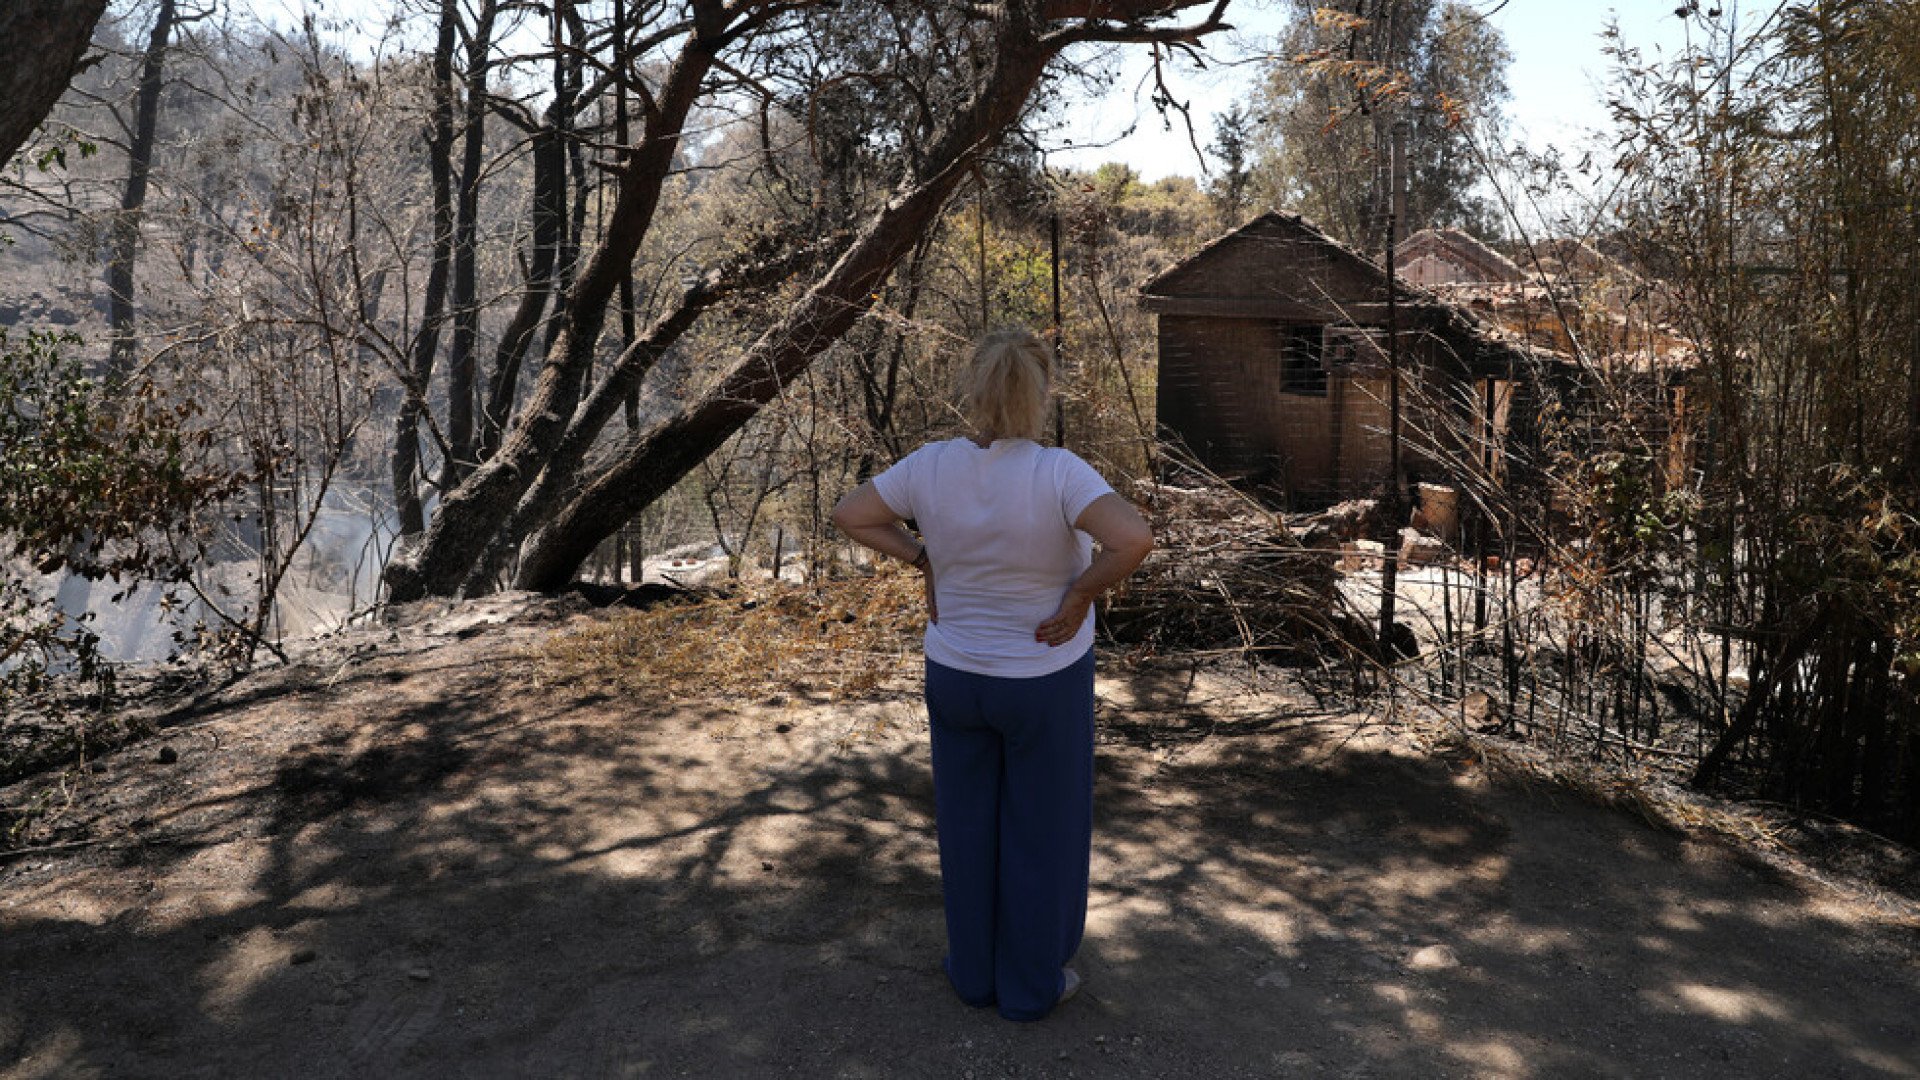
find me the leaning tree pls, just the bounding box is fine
[382,0,1234,601]
[0,0,111,169]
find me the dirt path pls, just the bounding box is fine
[2,598,1917,1079]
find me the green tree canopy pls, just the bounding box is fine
[1248,0,1511,250]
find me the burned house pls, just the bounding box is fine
[1140,212,1543,509]
[1396,228,1698,492]
[1397,227,1526,288]
[1400,229,1684,359]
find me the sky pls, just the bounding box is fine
[1047,0,1706,183]
[272,0,1713,218]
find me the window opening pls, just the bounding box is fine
[1280,324,1327,396]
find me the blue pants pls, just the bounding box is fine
[925,649,1095,1021]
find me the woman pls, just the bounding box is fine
[832,328,1153,1021]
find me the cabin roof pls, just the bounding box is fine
[1140,211,1383,297]
[1396,228,1527,283]
[1139,211,1556,378]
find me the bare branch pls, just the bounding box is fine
[1040,0,1231,48]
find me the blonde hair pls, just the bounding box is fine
[958,329,1053,441]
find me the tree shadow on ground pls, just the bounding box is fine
[1,652,1916,1079]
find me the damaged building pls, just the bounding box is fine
[1140,214,1696,518]
[1139,212,1545,511]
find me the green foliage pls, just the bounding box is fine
[0,328,239,582]
[1585,450,1695,559]
[1246,0,1511,247]
[1,328,242,770]
[1206,102,1257,229]
[31,131,96,173]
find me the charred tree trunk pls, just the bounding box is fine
[442,0,497,489]
[0,0,109,169]
[391,0,460,538]
[477,115,563,463]
[614,0,639,429]
[541,0,581,358]
[512,33,1060,591]
[104,0,178,388]
[463,242,817,593]
[385,0,1230,600]
[384,11,733,601]
[855,234,934,474]
[66,0,178,629]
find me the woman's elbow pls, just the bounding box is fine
[1130,532,1156,563]
[830,504,869,538]
[832,485,889,533]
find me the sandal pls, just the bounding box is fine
[1057,967,1082,1006]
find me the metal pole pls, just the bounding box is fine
[976,179,989,331]
[1052,211,1065,447]
[1378,119,1409,661]
[1388,120,1408,496]
[1474,376,1493,632]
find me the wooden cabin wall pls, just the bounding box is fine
[1271,386,1337,502]
[1329,376,1392,498]
[1157,315,1347,501]
[1158,315,1490,506]
[1157,315,1276,479]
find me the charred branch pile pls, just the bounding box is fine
[1102,483,1360,662]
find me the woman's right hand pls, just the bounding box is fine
[1036,588,1093,647]
[1035,494,1153,647]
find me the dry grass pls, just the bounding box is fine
[538,480,1361,709]
[534,570,927,701]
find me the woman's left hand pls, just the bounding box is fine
[922,563,938,624]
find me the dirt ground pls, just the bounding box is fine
[3,594,1918,1079]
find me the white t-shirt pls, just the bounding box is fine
[872,437,1115,678]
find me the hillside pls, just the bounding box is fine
[2,594,1917,1078]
